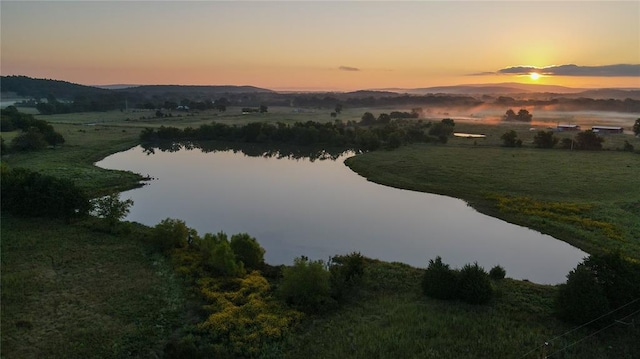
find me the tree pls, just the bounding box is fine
[259,105,268,113]
[556,264,610,324]
[152,218,190,251]
[200,232,243,276]
[457,262,493,305]
[517,109,532,122]
[334,103,343,114]
[500,130,522,147]
[489,265,506,280]
[422,256,458,300]
[503,109,517,121]
[555,252,640,326]
[10,128,48,151]
[377,113,391,124]
[91,193,134,230]
[503,108,532,122]
[533,131,558,148]
[428,119,455,139]
[230,233,265,270]
[633,118,640,136]
[360,112,376,125]
[575,130,604,150]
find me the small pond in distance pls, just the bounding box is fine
[97,145,587,284]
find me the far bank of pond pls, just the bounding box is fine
[97,145,587,284]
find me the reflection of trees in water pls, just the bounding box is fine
[141,141,354,161]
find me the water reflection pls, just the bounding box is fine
[97,145,587,284]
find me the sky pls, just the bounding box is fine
[1,1,639,91]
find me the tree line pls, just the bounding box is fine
[140,117,456,152]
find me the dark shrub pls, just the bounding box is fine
[329,252,366,300]
[500,130,522,147]
[533,131,558,148]
[152,218,190,252]
[10,128,48,151]
[489,265,506,280]
[575,130,604,150]
[0,167,90,220]
[555,252,640,326]
[556,264,610,325]
[422,256,458,300]
[457,262,493,305]
[278,256,332,313]
[230,233,265,270]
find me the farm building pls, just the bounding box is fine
[556,124,581,131]
[591,126,624,134]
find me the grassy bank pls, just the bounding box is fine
[1,123,142,196]
[345,144,640,259]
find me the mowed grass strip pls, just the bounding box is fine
[345,144,640,258]
[0,217,187,359]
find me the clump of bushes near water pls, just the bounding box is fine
[421,256,499,305]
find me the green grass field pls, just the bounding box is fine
[2,108,639,358]
[1,217,187,358]
[281,260,639,359]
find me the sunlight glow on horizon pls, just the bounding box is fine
[1,1,638,90]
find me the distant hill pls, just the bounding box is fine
[377,83,586,95]
[573,88,640,100]
[94,84,140,90]
[343,90,401,98]
[116,84,275,96]
[1,75,110,100]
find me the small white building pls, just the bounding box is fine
[557,124,581,131]
[592,126,623,134]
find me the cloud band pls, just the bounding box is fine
[496,64,640,77]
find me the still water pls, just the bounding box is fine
[97,145,587,284]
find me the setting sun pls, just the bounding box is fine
[529,72,540,81]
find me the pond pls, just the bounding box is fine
[96,144,587,284]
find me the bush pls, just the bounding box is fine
[10,128,48,151]
[329,252,367,300]
[278,256,332,313]
[457,262,494,305]
[0,167,90,220]
[199,232,243,277]
[229,233,265,270]
[533,131,558,148]
[556,264,610,325]
[575,130,604,150]
[555,252,640,326]
[489,265,506,280]
[428,120,454,138]
[91,193,133,230]
[152,218,190,252]
[500,130,522,147]
[422,256,458,300]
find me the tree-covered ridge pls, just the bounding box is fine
[1,75,109,99]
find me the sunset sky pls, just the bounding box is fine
[1,1,639,91]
